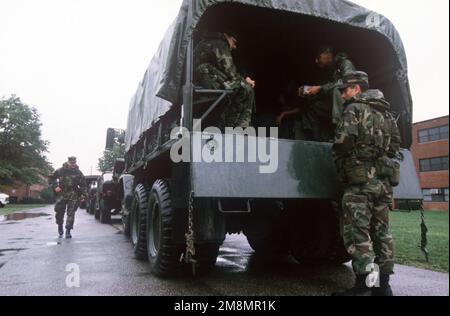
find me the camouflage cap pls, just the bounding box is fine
[68,156,77,163]
[337,71,370,90]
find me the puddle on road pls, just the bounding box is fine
[0,248,26,256]
[0,212,50,222]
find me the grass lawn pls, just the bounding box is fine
[0,204,49,216]
[391,210,449,273]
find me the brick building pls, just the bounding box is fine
[1,178,48,203]
[411,115,449,211]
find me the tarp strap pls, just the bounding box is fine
[419,203,429,263]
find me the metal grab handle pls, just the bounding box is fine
[217,199,252,214]
[194,88,233,94]
[192,90,232,131]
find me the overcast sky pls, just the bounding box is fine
[0,0,448,175]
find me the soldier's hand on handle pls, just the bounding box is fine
[54,187,62,194]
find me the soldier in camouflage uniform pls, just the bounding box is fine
[52,157,87,238]
[194,31,256,129]
[296,46,356,141]
[332,71,401,296]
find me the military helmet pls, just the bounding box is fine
[338,71,370,90]
[68,156,77,163]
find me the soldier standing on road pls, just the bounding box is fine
[52,157,87,239]
[296,45,356,141]
[194,30,256,129]
[332,71,401,296]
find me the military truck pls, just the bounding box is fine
[123,0,422,277]
[93,129,134,225]
[82,175,100,212]
[87,177,99,215]
[94,160,126,224]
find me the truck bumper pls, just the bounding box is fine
[190,134,422,200]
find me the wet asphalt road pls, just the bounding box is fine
[0,205,448,296]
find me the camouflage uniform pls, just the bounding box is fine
[194,32,255,129]
[333,74,401,277]
[52,161,87,230]
[297,53,356,142]
[322,53,357,125]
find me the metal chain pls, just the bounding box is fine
[183,190,197,275]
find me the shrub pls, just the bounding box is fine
[40,187,56,204]
[21,197,45,204]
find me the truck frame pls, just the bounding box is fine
[121,0,423,277]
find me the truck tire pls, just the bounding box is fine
[290,217,332,265]
[100,201,111,224]
[122,195,133,237]
[327,237,351,265]
[146,179,184,278]
[291,237,350,265]
[122,213,131,237]
[88,201,95,215]
[94,203,100,220]
[289,202,350,265]
[246,234,268,253]
[245,232,286,255]
[130,184,149,261]
[241,200,288,255]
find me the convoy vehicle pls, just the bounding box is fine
[122,0,422,277]
[94,171,120,223]
[81,175,100,211]
[88,182,98,215]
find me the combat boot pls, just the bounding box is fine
[332,274,373,296]
[65,229,72,239]
[372,274,394,296]
[58,225,64,238]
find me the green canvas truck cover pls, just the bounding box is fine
[125,0,413,151]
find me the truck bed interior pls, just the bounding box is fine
[194,3,405,141]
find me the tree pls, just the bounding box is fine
[97,143,125,173]
[0,96,53,187]
[40,187,56,204]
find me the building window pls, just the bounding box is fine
[419,156,449,172]
[418,125,449,143]
[422,188,449,202]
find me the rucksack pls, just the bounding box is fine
[372,108,402,186]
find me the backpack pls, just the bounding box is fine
[372,108,402,186]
